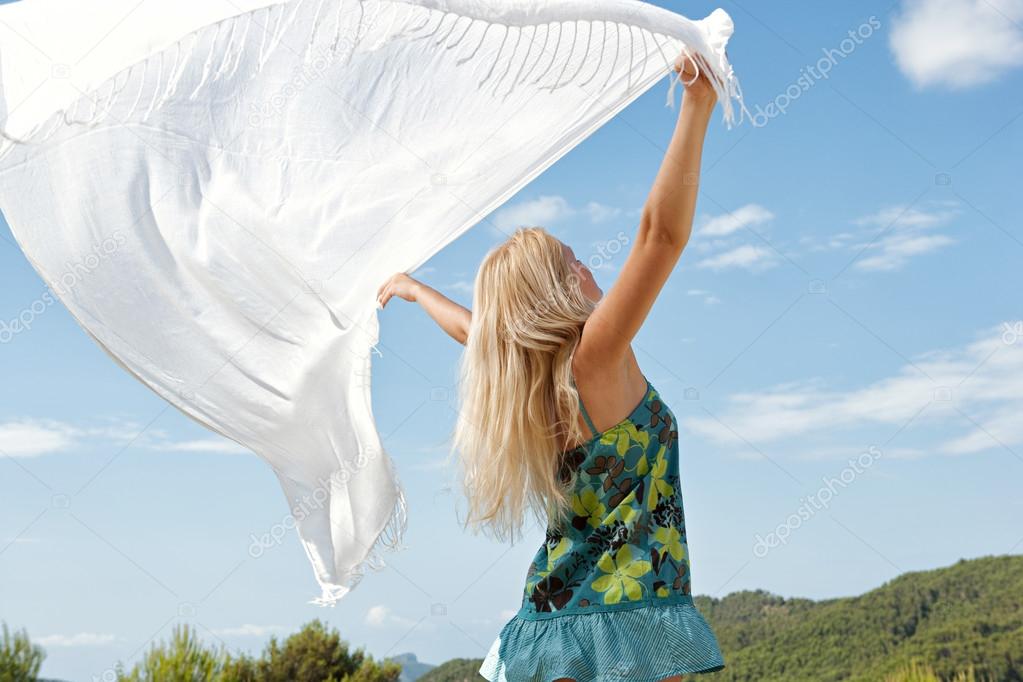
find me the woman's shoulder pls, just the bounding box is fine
[572,343,640,383]
[571,345,648,435]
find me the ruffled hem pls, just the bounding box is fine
[479,600,725,682]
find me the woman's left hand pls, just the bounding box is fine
[376,272,420,308]
[674,52,717,105]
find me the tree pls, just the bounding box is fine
[116,625,233,682]
[885,660,986,682]
[254,621,400,682]
[114,620,400,682]
[0,623,44,682]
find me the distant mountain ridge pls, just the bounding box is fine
[388,651,435,681]
[421,554,1023,681]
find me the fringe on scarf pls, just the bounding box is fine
[0,0,749,161]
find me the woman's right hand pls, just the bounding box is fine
[376,272,420,308]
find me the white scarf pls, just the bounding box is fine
[0,0,745,605]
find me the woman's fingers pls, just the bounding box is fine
[376,272,415,308]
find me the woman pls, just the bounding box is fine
[377,54,723,682]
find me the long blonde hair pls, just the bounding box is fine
[452,227,597,543]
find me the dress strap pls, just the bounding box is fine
[571,373,600,439]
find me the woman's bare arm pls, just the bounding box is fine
[377,272,471,345]
[576,55,717,366]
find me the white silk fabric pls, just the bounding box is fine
[0,0,745,605]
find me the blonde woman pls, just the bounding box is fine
[376,54,724,682]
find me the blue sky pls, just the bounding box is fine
[2,1,1022,680]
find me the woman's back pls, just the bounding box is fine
[523,376,693,615]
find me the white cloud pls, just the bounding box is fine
[0,418,251,457]
[444,280,474,295]
[584,201,622,223]
[35,633,116,647]
[364,605,423,630]
[0,420,76,457]
[490,195,624,233]
[491,195,573,232]
[850,204,958,271]
[684,322,1023,458]
[890,0,1023,88]
[689,205,780,273]
[853,205,954,229]
[686,289,722,306]
[366,605,390,627]
[696,245,778,272]
[153,438,251,455]
[211,625,285,637]
[854,234,955,271]
[699,204,774,237]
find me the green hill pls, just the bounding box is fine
[419,658,486,682]
[424,555,1023,681]
[698,554,1023,681]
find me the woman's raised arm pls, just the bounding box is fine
[576,55,717,366]
[377,272,472,345]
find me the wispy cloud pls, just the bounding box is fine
[0,420,76,456]
[584,201,623,223]
[799,203,958,271]
[849,204,958,271]
[35,633,116,647]
[684,322,1023,458]
[490,195,623,233]
[700,204,774,237]
[443,280,474,295]
[365,605,429,630]
[692,205,780,272]
[890,0,1023,88]
[151,438,250,455]
[696,245,778,272]
[0,419,250,457]
[687,289,722,306]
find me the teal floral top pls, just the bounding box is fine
[518,377,694,619]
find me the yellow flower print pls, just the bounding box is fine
[652,526,686,562]
[601,489,639,526]
[646,445,674,511]
[622,420,650,450]
[572,487,606,529]
[598,420,650,458]
[590,544,652,604]
[526,537,572,595]
[546,536,572,567]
